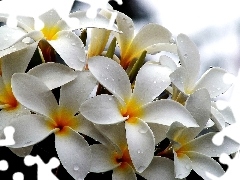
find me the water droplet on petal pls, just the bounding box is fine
[153,81,157,84]
[138,126,148,134]
[74,165,79,171]
[183,54,188,58]
[72,43,76,46]
[137,149,143,154]
[137,166,145,172]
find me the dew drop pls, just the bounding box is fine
[153,81,157,84]
[72,43,76,46]
[137,149,142,154]
[74,165,79,171]
[138,126,148,134]
[137,166,145,172]
[183,54,188,58]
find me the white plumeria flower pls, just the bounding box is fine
[170,33,235,130]
[9,71,108,179]
[0,42,37,129]
[162,89,239,179]
[0,8,119,70]
[113,11,177,69]
[170,33,233,98]
[90,122,179,179]
[80,56,199,173]
[167,122,239,179]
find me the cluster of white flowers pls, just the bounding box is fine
[0,1,239,179]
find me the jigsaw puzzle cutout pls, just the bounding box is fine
[206,122,240,179]
[0,126,60,180]
[0,0,122,29]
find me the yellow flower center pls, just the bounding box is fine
[0,83,18,110]
[47,108,80,136]
[121,98,143,124]
[41,25,60,40]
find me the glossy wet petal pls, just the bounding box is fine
[140,100,198,127]
[49,31,86,70]
[88,56,131,103]
[80,94,127,124]
[55,126,91,180]
[11,73,58,117]
[28,62,78,90]
[125,119,155,173]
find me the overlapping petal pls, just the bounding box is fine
[112,163,136,180]
[180,132,239,157]
[131,63,171,106]
[139,99,198,127]
[7,114,56,148]
[173,151,192,179]
[11,73,58,117]
[140,157,177,180]
[125,119,154,173]
[176,33,200,89]
[48,30,86,70]
[55,126,91,180]
[0,25,26,50]
[194,67,233,98]
[2,42,37,84]
[28,62,78,90]
[186,152,224,180]
[80,94,127,124]
[88,56,131,103]
[59,71,96,114]
[90,144,120,173]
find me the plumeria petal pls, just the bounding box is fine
[7,114,55,148]
[125,119,155,173]
[39,9,61,29]
[95,122,126,150]
[0,25,26,50]
[140,99,198,127]
[55,126,91,180]
[170,67,187,93]
[115,12,134,57]
[194,67,233,98]
[186,152,224,180]
[87,28,111,58]
[0,42,28,58]
[131,63,171,107]
[159,55,178,72]
[2,42,37,84]
[140,157,177,180]
[76,113,109,145]
[173,151,192,179]
[48,31,86,70]
[128,24,172,59]
[69,11,119,31]
[185,88,211,128]
[211,107,226,130]
[9,145,33,157]
[88,56,131,103]
[80,94,127,124]
[112,163,137,180]
[11,73,59,117]
[148,123,169,145]
[28,62,78,90]
[145,43,178,55]
[59,71,96,114]
[177,33,200,89]
[180,132,239,157]
[90,144,120,173]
